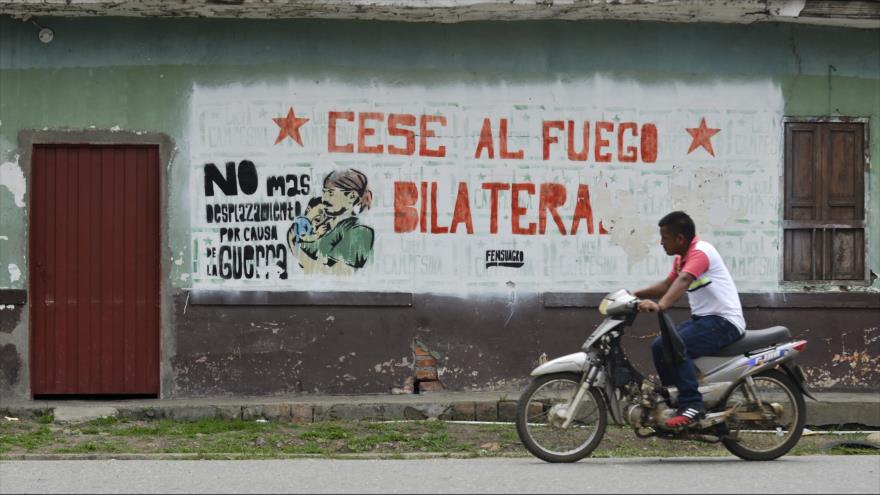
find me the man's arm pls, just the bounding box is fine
[634,279,672,300]
[657,272,694,311]
[639,272,694,312]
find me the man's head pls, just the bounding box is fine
[321,168,372,217]
[658,211,695,256]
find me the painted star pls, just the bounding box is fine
[273,107,309,146]
[686,118,721,157]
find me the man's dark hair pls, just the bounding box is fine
[658,211,696,242]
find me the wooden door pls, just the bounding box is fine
[783,122,865,282]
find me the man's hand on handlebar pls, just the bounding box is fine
[638,300,661,313]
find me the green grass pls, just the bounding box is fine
[477,424,520,443]
[0,417,876,459]
[90,418,279,438]
[0,424,57,452]
[34,412,54,424]
[299,423,350,441]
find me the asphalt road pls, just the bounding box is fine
[1,456,878,493]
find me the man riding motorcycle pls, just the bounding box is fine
[634,211,746,429]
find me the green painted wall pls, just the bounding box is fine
[1,18,878,290]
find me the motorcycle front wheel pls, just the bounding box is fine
[720,369,806,461]
[514,372,607,463]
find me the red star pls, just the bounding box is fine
[686,118,721,157]
[273,107,309,146]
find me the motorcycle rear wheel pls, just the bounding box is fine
[515,372,607,463]
[721,369,806,461]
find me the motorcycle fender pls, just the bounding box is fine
[529,352,588,377]
[779,362,819,402]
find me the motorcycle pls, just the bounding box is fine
[515,289,816,462]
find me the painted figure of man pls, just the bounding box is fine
[287,168,375,276]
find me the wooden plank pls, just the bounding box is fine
[89,147,103,393]
[782,220,864,229]
[785,123,819,221]
[147,146,161,393]
[99,148,114,394]
[55,146,70,393]
[123,148,137,391]
[77,147,91,392]
[827,126,857,220]
[44,147,57,393]
[112,147,127,393]
[135,147,148,392]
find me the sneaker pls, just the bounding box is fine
[665,406,705,428]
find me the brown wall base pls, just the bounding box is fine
[2,289,877,399]
[169,291,880,397]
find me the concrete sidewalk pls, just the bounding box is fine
[2,391,878,427]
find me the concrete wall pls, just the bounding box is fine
[0,17,878,399]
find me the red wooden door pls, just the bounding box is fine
[30,145,160,396]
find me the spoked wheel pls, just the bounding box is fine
[721,369,806,461]
[514,372,607,463]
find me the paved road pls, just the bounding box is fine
[1,456,878,493]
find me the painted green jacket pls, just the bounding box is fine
[300,216,374,269]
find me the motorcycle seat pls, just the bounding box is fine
[713,326,791,357]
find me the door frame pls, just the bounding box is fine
[20,130,174,398]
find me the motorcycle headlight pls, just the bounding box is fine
[598,298,611,316]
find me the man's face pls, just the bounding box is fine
[659,225,687,256]
[322,187,357,216]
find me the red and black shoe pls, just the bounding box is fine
[665,406,705,428]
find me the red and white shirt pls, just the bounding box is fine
[667,236,746,332]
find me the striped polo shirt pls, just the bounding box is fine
[667,236,746,332]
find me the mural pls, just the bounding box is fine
[288,169,375,276]
[189,77,783,293]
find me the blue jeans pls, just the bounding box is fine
[651,315,744,409]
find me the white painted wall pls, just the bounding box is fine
[189,75,784,293]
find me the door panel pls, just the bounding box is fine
[30,144,160,396]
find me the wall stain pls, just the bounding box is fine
[0,305,23,334]
[0,344,21,387]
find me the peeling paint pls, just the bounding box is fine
[591,184,655,265]
[0,158,25,208]
[7,264,20,283]
[372,356,412,374]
